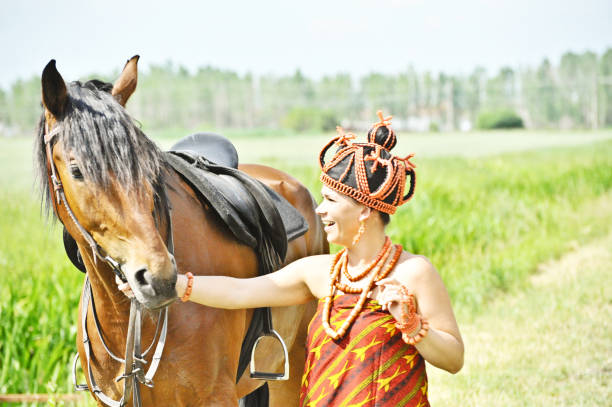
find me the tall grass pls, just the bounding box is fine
[0,136,611,397]
[0,193,83,396]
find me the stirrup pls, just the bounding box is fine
[249,330,289,381]
[72,353,89,391]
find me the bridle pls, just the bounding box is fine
[44,121,172,407]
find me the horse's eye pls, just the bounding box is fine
[70,164,83,180]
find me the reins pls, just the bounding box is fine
[44,122,173,407]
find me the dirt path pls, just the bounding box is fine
[427,233,612,406]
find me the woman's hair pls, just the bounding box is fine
[379,211,391,226]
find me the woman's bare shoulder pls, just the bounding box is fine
[392,251,439,284]
[281,253,333,281]
[286,254,333,299]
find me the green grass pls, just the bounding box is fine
[1,132,611,404]
[390,144,612,319]
[427,230,612,406]
[0,193,83,397]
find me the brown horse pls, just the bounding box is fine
[36,56,328,406]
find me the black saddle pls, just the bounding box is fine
[166,132,308,253]
[166,133,310,387]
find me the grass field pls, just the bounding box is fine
[428,228,612,406]
[1,130,611,404]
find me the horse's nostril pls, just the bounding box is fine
[135,268,149,286]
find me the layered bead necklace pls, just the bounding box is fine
[322,236,403,340]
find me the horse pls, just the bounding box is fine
[35,56,328,406]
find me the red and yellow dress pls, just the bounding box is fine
[299,294,429,407]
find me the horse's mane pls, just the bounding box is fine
[35,79,170,223]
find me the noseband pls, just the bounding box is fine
[44,122,173,407]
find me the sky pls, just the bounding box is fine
[0,0,611,89]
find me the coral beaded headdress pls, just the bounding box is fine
[319,111,416,214]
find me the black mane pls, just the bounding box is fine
[35,79,170,223]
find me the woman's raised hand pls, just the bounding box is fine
[376,278,420,317]
[376,277,403,310]
[377,277,424,338]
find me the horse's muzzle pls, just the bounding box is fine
[128,257,178,309]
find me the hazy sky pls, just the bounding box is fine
[1,0,610,89]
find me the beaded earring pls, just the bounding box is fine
[352,220,366,246]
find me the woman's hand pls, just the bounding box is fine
[115,276,135,299]
[376,277,422,335]
[376,277,404,311]
[175,274,188,299]
[115,274,188,300]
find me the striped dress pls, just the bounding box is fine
[299,294,429,407]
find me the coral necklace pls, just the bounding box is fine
[322,238,403,340]
[342,236,391,282]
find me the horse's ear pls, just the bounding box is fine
[41,60,68,118]
[112,55,139,106]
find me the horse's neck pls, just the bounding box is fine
[165,168,259,279]
[81,254,132,318]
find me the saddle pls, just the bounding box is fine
[166,132,309,254]
[63,132,309,391]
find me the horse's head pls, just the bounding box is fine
[36,57,177,309]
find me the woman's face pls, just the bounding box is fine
[315,186,364,246]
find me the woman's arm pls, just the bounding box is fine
[174,255,321,309]
[377,256,464,374]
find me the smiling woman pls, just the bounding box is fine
[120,111,464,406]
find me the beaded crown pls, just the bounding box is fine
[319,111,416,214]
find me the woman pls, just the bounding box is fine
[119,111,464,406]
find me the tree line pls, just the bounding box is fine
[1,48,611,136]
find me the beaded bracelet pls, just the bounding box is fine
[180,272,194,302]
[401,319,429,346]
[394,286,429,345]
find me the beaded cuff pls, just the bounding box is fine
[395,286,429,345]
